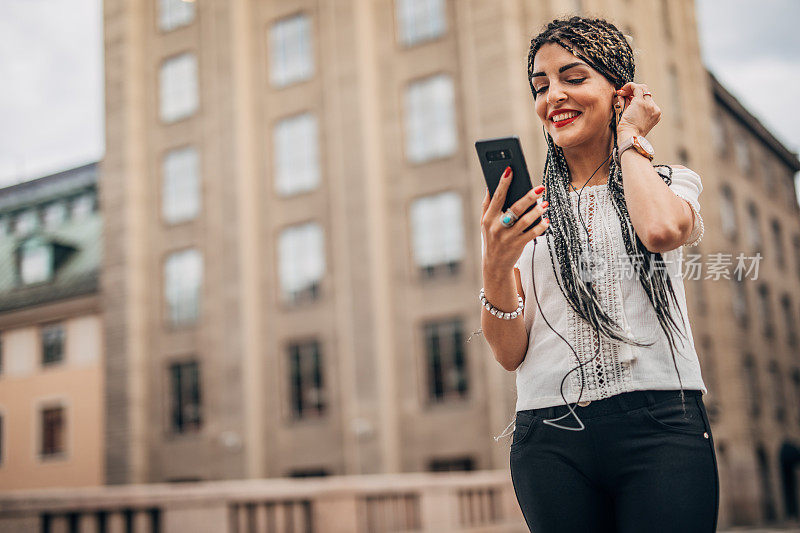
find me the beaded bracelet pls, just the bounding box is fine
[479,287,524,320]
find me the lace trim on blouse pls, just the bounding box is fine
[566,187,635,401]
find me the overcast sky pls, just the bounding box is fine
[0,0,798,187]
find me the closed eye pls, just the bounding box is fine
[534,77,586,95]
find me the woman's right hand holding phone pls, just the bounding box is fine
[480,166,550,278]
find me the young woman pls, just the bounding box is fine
[479,16,718,533]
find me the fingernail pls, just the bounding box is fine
[534,185,545,194]
[503,166,512,178]
[541,200,549,207]
[543,217,550,224]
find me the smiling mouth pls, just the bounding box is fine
[552,112,582,127]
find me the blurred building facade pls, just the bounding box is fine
[100,0,800,528]
[0,163,104,490]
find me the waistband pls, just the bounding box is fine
[518,389,702,420]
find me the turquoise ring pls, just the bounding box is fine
[500,209,518,228]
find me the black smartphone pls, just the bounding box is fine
[475,136,542,233]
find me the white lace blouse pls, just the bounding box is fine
[512,166,707,410]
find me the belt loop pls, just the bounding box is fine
[644,390,657,406]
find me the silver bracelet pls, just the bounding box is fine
[479,287,524,320]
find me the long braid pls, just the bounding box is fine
[528,16,692,409]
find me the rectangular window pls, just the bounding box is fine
[410,191,464,277]
[287,340,326,419]
[274,113,320,196]
[735,134,751,173]
[405,74,457,163]
[781,294,797,347]
[731,277,748,327]
[163,146,201,224]
[396,0,446,46]
[772,219,784,269]
[43,201,68,229]
[20,239,53,285]
[769,361,786,422]
[429,457,475,472]
[423,318,468,403]
[278,222,325,303]
[269,14,314,88]
[747,202,762,251]
[667,64,682,126]
[15,209,39,237]
[41,323,65,366]
[71,192,96,220]
[794,235,800,281]
[742,354,760,417]
[41,406,65,457]
[165,249,203,326]
[158,0,196,32]
[169,360,202,433]
[757,284,774,338]
[719,186,737,240]
[159,53,199,123]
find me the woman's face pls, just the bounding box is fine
[531,42,617,149]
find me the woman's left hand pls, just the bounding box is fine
[615,82,661,139]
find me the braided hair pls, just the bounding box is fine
[528,16,692,407]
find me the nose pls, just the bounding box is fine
[547,85,567,106]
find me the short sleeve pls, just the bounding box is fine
[668,166,704,247]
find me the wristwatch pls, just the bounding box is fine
[615,135,654,165]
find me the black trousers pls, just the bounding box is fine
[509,389,719,532]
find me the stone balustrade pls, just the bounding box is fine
[0,470,527,533]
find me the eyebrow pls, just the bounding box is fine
[531,61,587,78]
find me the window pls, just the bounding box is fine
[781,294,797,347]
[405,74,457,163]
[742,354,760,417]
[768,361,786,422]
[710,112,726,155]
[159,53,199,123]
[165,249,203,326]
[771,219,784,269]
[410,191,464,277]
[43,201,68,229]
[795,235,800,281]
[719,185,737,240]
[274,113,320,196]
[278,222,325,303]
[71,192,95,220]
[269,14,313,88]
[169,360,201,433]
[756,447,777,522]
[793,369,800,427]
[667,64,681,126]
[429,457,475,472]
[20,238,53,285]
[757,284,774,338]
[40,405,65,457]
[41,323,65,366]
[158,0,195,32]
[746,202,762,250]
[396,0,446,46]
[287,340,325,419]
[734,133,751,173]
[731,277,748,327]
[163,146,201,224]
[423,318,469,402]
[15,209,39,237]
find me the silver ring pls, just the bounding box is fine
[500,209,518,228]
